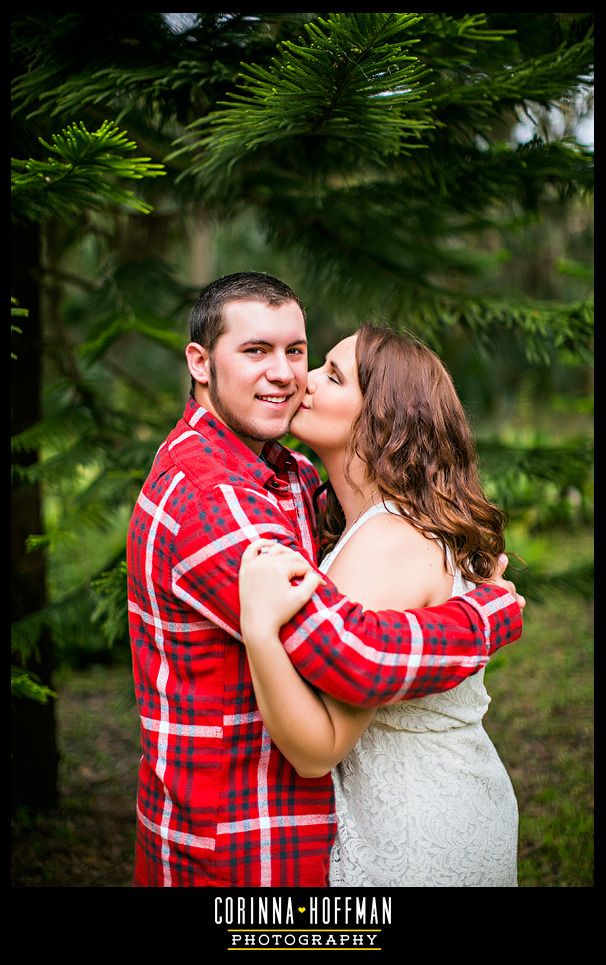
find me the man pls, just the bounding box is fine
[127,271,524,887]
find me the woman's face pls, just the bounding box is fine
[290,334,363,456]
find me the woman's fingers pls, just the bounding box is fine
[242,539,312,570]
[240,538,276,563]
[240,539,324,593]
[293,568,325,603]
[239,540,325,637]
[497,553,509,575]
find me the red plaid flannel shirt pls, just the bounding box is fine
[127,398,522,887]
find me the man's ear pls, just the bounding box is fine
[185,342,210,386]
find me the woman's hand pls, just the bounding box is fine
[239,539,325,643]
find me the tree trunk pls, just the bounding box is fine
[11,219,59,813]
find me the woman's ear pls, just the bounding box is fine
[185,342,210,386]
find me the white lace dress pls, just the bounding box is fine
[320,503,519,888]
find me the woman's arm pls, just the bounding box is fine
[239,517,460,776]
[239,540,374,778]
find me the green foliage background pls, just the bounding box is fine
[11,12,593,877]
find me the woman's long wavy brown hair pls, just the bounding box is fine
[318,323,507,584]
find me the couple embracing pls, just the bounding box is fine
[127,271,523,888]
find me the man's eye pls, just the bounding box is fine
[287,348,305,356]
[245,348,264,355]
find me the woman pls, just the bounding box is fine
[238,323,519,887]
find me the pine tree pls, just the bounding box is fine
[11,113,166,811]
[11,12,593,810]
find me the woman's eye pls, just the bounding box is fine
[327,374,340,384]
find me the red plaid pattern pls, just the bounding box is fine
[127,399,522,887]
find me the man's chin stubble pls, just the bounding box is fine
[207,379,296,444]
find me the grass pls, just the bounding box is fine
[11,526,593,888]
[482,526,594,888]
[11,664,139,888]
[484,589,593,887]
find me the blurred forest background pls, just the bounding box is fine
[11,12,593,888]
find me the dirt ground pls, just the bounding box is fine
[11,665,139,888]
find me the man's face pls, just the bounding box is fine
[191,298,308,454]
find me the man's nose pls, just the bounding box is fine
[266,351,296,383]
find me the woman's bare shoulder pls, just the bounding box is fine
[325,510,453,610]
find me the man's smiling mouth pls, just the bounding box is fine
[256,395,291,405]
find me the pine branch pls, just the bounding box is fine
[244,189,593,359]
[11,12,308,137]
[171,12,436,178]
[425,294,592,364]
[478,437,593,491]
[90,561,129,648]
[418,12,514,45]
[171,12,592,191]
[77,312,184,364]
[12,413,160,493]
[11,297,29,360]
[11,404,97,457]
[11,667,57,704]
[11,578,115,665]
[11,120,165,223]
[407,137,593,209]
[429,36,594,136]
[478,436,593,534]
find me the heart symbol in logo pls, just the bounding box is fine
[298,906,306,913]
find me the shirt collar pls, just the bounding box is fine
[182,398,294,486]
